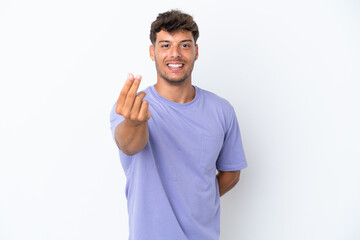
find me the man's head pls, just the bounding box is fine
[150,10,199,45]
[149,10,199,86]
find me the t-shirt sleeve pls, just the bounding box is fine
[110,102,124,141]
[109,102,134,163]
[216,107,248,171]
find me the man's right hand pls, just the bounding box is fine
[114,73,151,155]
[116,73,151,125]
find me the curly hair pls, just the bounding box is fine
[150,10,199,44]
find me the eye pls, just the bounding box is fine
[182,44,191,48]
[162,44,169,48]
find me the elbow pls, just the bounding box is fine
[234,175,240,185]
[118,143,142,156]
[121,148,138,156]
[116,138,147,156]
[232,170,241,185]
[234,175,240,183]
[115,137,137,156]
[217,170,241,185]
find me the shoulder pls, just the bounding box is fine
[140,85,155,102]
[197,86,235,114]
[141,85,153,94]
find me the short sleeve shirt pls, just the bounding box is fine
[110,85,247,240]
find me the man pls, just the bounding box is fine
[110,10,247,240]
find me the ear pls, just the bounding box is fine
[149,45,155,61]
[195,44,199,60]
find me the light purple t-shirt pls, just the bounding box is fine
[110,85,247,240]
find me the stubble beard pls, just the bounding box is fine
[155,59,195,86]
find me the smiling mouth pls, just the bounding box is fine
[167,63,184,68]
[167,63,184,71]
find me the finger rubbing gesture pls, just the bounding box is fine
[116,73,151,125]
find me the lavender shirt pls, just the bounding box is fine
[110,85,247,240]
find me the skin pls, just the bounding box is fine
[114,73,150,156]
[217,170,241,197]
[114,29,240,197]
[149,30,198,104]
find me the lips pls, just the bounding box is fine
[167,63,183,68]
[166,62,184,71]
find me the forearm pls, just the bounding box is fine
[216,171,240,197]
[115,119,149,156]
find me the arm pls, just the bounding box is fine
[115,119,149,156]
[114,73,151,156]
[216,170,241,197]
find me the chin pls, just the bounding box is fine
[160,73,189,86]
[165,78,187,86]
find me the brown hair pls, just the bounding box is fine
[150,10,199,44]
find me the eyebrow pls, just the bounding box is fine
[158,39,193,44]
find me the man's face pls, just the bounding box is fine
[150,30,199,86]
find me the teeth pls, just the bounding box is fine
[168,64,183,68]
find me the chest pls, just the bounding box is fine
[147,103,226,176]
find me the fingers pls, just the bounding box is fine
[131,92,146,118]
[116,73,150,123]
[138,100,151,121]
[123,75,142,115]
[116,73,134,114]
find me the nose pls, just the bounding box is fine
[170,46,181,58]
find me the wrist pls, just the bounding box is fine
[124,118,147,128]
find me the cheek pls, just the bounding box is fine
[155,52,166,61]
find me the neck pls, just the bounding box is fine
[154,77,195,104]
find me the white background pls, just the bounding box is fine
[1,0,359,239]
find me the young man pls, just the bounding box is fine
[110,10,247,240]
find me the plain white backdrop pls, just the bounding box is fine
[1,0,359,239]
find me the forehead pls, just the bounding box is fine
[155,30,194,43]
